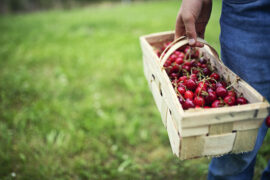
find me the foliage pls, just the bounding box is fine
[0,0,269,179]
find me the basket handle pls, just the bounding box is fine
[160,36,220,67]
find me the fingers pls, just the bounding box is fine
[182,15,197,46]
[175,12,186,39]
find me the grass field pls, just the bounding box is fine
[0,0,269,179]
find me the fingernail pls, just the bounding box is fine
[189,38,195,45]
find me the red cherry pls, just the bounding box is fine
[170,65,179,73]
[266,116,270,127]
[182,65,191,72]
[204,106,211,109]
[195,86,207,96]
[205,91,217,104]
[212,100,224,108]
[192,69,199,74]
[169,54,177,62]
[210,73,220,81]
[198,82,207,89]
[203,67,211,76]
[190,74,198,81]
[191,50,200,58]
[183,98,195,109]
[170,73,178,79]
[201,64,207,68]
[186,79,197,90]
[175,57,184,65]
[228,90,236,97]
[194,96,205,107]
[216,82,225,88]
[224,95,236,106]
[184,61,192,67]
[184,90,194,100]
[237,97,248,105]
[178,76,187,83]
[164,61,171,67]
[190,60,197,67]
[184,46,190,54]
[177,86,186,95]
[174,51,181,56]
[216,86,228,98]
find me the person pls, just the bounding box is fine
[175,0,270,179]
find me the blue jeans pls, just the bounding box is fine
[208,0,270,179]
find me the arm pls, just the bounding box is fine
[175,0,212,47]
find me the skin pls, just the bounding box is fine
[175,0,212,47]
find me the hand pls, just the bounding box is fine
[175,0,212,47]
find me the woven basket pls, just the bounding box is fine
[140,31,270,160]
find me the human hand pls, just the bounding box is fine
[175,0,212,47]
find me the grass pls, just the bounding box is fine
[0,0,269,179]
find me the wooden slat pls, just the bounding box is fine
[151,80,162,113]
[160,98,168,127]
[182,102,269,128]
[180,133,236,160]
[209,123,233,135]
[202,133,236,156]
[232,129,258,153]
[233,119,264,131]
[181,126,209,137]
[167,111,180,157]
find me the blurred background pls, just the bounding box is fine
[0,0,269,179]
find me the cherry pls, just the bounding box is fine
[184,46,190,54]
[190,60,197,67]
[205,91,217,104]
[192,69,199,74]
[237,97,248,105]
[194,96,205,107]
[190,74,198,81]
[169,54,177,62]
[170,65,180,73]
[216,82,225,88]
[177,86,186,95]
[216,86,228,98]
[203,67,211,76]
[164,61,171,67]
[175,57,184,65]
[183,98,195,109]
[184,90,194,100]
[170,73,178,79]
[212,100,224,108]
[201,64,207,68]
[198,82,207,89]
[182,65,191,72]
[204,106,211,109]
[228,90,236,97]
[178,76,187,83]
[195,86,207,96]
[186,79,197,90]
[224,95,236,106]
[266,116,270,127]
[210,73,220,81]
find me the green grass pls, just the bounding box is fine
[0,1,269,179]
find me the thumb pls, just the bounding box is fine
[183,15,197,46]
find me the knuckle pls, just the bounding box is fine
[182,14,194,23]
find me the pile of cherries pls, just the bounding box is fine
[156,42,248,110]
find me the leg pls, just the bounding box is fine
[261,161,270,180]
[208,0,270,179]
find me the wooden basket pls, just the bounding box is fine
[140,31,270,160]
